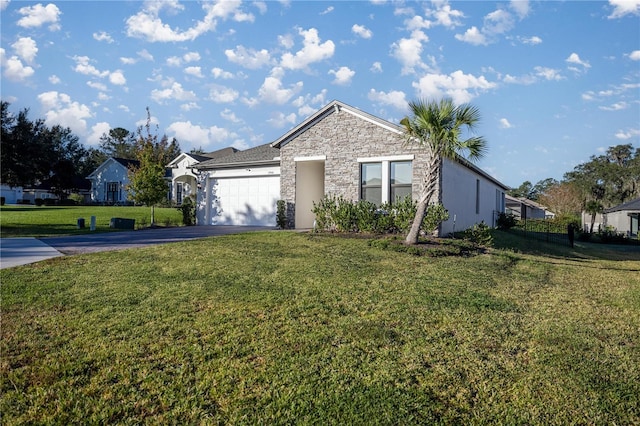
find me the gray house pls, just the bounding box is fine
[603,197,640,238]
[192,100,508,234]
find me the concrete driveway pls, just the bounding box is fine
[0,226,274,269]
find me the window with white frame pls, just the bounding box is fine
[359,155,413,206]
[176,182,183,205]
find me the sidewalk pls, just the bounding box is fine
[0,238,63,269]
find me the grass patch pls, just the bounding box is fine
[1,231,639,424]
[0,205,183,237]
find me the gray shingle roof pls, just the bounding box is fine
[604,197,640,213]
[196,143,280,168]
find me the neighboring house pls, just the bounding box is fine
[195,144,281,226]
[87,157,139,204]
[192,100,508,233]
[0,184,23,204]
[505,195,548,220]
[167,147,238,205]
[603,197,640,238]
[580,211,605,234]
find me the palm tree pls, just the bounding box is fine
[401,98,487,245]
[585,199,603,234]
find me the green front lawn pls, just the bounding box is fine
[0,205,183,237]
[1,231,638,424]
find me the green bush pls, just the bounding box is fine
[496,212,517,230]
[276,200,287,229]
[461,221,493,247]
[35,198,44,206]
[423,203,449,234]
[177,196,196,226]
[69,193,84,205]
[0,197,5,206]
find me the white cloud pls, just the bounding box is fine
[510,0,530,19]
[608,0,640,18]
[120,57,137,65]
[329,66,355,85]
[180,102,201,111]
[280,27,335,70]
[254,1,267,14]
[352,24,373,39]
[166,56,182,67]
[614,128,640,139]
[426,2,465,28]
[87,81,108,91]
[220,108,242,123]
[138,49,154,61]
[209,85,239,103]
[150,82,197,103]
[368,89,407,111]
[278,34,294,49]
[267,111,297,128]
[126,1,254,42]
[566,53,591,69]
[49,74,61,84]
[521,36,542,45]
[499,118,513,128]
[391,30,429,74]
[1,0,9,11]
[455,26,487,45]
[254,68,303,104]
[629,50,640,60]
[534,66,563,81]
[599,102,628,111]
[12,37,38,64]
[73,56,109,77]
[109,70,126,85]
[167,121,237,149]
[0,48,35,81]
[93,31,114,43]
[184,66,203,78]
[17,3,61,30]
[36,91,93,136]
[370,62,383,73]
[87,122,111,146]
[183,52,201,63]
[320,6,334,15]
[225,45,271,69]
[413,70,497,104]
[212,67,234,79]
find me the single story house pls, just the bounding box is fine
[603,197,640,238]
[0,184,23,204]
[87,157,140,204]
[194,100,509,235]
[505,195,549,220]
[167,147,237,205]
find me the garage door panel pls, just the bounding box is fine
[212,176,279,226]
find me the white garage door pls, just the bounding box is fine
[213,176,280,226]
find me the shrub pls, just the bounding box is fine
[496,212,517,230]
[461,221,493,247]
[35,198,44,206]
[276,199,287,229]
[0,197,5,206]
[69,193,84,205]
[312,195,337,231]
[422,203,449,235]
[390,196,417,234]
[58,199,77,206]
[177,196,196,226]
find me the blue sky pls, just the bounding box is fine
[1,0,638,188]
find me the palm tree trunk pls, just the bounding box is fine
[405,156,440,245]
[151,205,155,226]
[589,213,595,234]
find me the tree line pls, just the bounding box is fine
[1,101,180,201]
[509,144,640,223]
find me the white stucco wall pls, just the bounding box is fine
[605,211,635,235]
[440,158,505,235]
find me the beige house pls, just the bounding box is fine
[603,197,640,238]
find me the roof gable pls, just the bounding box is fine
[87,157,138,179]
[271,100,402,149]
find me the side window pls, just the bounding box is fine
[361,163,382,206]
[390,161,412,203]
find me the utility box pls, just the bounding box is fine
[110,217,135,230]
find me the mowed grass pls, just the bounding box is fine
[0,205,183,237]
[1,231,639,424]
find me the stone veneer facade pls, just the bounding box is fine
[279,107,436,228]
